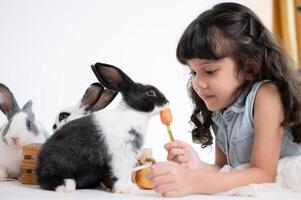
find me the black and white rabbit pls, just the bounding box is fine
[52,82,117,132]
[36,63,169,193]
[0,83,49,180]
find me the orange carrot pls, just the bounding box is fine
[160,108,172,125]
[160,108,174,141]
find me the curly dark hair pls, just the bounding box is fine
[176,2,301,147]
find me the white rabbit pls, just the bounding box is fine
[0,83,49,180]
[36,63,169,193]
[52,82,117,132]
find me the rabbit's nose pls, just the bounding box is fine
[11,137,20,145]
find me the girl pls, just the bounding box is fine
[148,2,301,197]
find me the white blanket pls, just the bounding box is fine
[218,156,301,198]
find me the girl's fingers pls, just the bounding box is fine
[164,140,185,151]
[168,148,190,164]
[169,148,185,156]
[167,153,176,161]
[162,190,182,197]
[149,173,173,187]
[167,148,186,161]
[148,162,170,177]
[164,142,173,151]
[175,155,187,163]
[154,182,175,194]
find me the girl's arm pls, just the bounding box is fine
[150,83,285,196]
[195,144,227,172]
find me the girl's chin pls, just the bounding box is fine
[207,107,220,112]
[205,103,221,112]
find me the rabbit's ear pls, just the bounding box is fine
[0,83,20,119]
[80,83,104,109]
[91,63,135,92]
[22,100,33,113]
[89,89,118,112]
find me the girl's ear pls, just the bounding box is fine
[245,59,260,80]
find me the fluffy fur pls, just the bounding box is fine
[36,63,168,193]
[52,83,117,131]
[37,115,113,190]
[0,83,48,180]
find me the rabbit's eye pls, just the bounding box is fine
[59,112,70,122]
[26,119,32,130]
[146,89,156,97]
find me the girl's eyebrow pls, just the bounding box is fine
[203,57,227,66]
[200,60,220,67]
[188,58,225,69]
[188,59,214,67]
[199,60,214,65]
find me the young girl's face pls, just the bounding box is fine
[187,57,245,111]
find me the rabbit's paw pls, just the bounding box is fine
[55,179,76,193]
[113,181,138,194]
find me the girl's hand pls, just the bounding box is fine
[148,161,197,197]
[164,140,202,170]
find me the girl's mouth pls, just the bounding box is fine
[202,95,215,100]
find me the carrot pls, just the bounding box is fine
[160,108,174,141]
[160,108,172,125]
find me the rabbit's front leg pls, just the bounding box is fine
[113,175,138,194]
[112,159,139,193]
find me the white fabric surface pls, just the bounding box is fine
[1,156,301,199]
[0,181,254,200]
[217,156,301,198]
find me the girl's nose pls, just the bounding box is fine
[196,78,208,89]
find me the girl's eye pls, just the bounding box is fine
[205,69,217,75]
[146,89,156,97]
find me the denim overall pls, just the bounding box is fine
[212,80,301,167]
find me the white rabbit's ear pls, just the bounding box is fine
[89,89,118,112]
[91,63,135,92]
[0,83,20,119]
[22,100,33,113]
[80,83,104,110]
